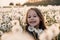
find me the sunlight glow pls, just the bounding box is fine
[0,0,28,6]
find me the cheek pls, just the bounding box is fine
[27,19,30,24]
[36,18,40,24]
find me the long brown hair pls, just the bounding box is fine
[25,8,46,40]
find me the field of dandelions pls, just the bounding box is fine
[0,5,60,36]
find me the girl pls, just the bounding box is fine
[25,8,60,40]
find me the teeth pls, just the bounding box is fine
[30,21,36,23]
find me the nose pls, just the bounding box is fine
[30,17,34,20]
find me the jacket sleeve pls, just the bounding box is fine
[39,23,60,40]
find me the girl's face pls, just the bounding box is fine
[27,10,40,27]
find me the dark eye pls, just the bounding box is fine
[28,16,31,18]
[33,16,36,17]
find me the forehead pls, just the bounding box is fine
[27,9,37,16]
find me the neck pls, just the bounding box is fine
[29,25,39,29]
[34,25,39,29]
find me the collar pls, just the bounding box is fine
[28,26,43,36]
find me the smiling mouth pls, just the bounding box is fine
[30,21,36,23]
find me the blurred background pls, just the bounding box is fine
[0,0,60,6]
[0,0,60,40]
